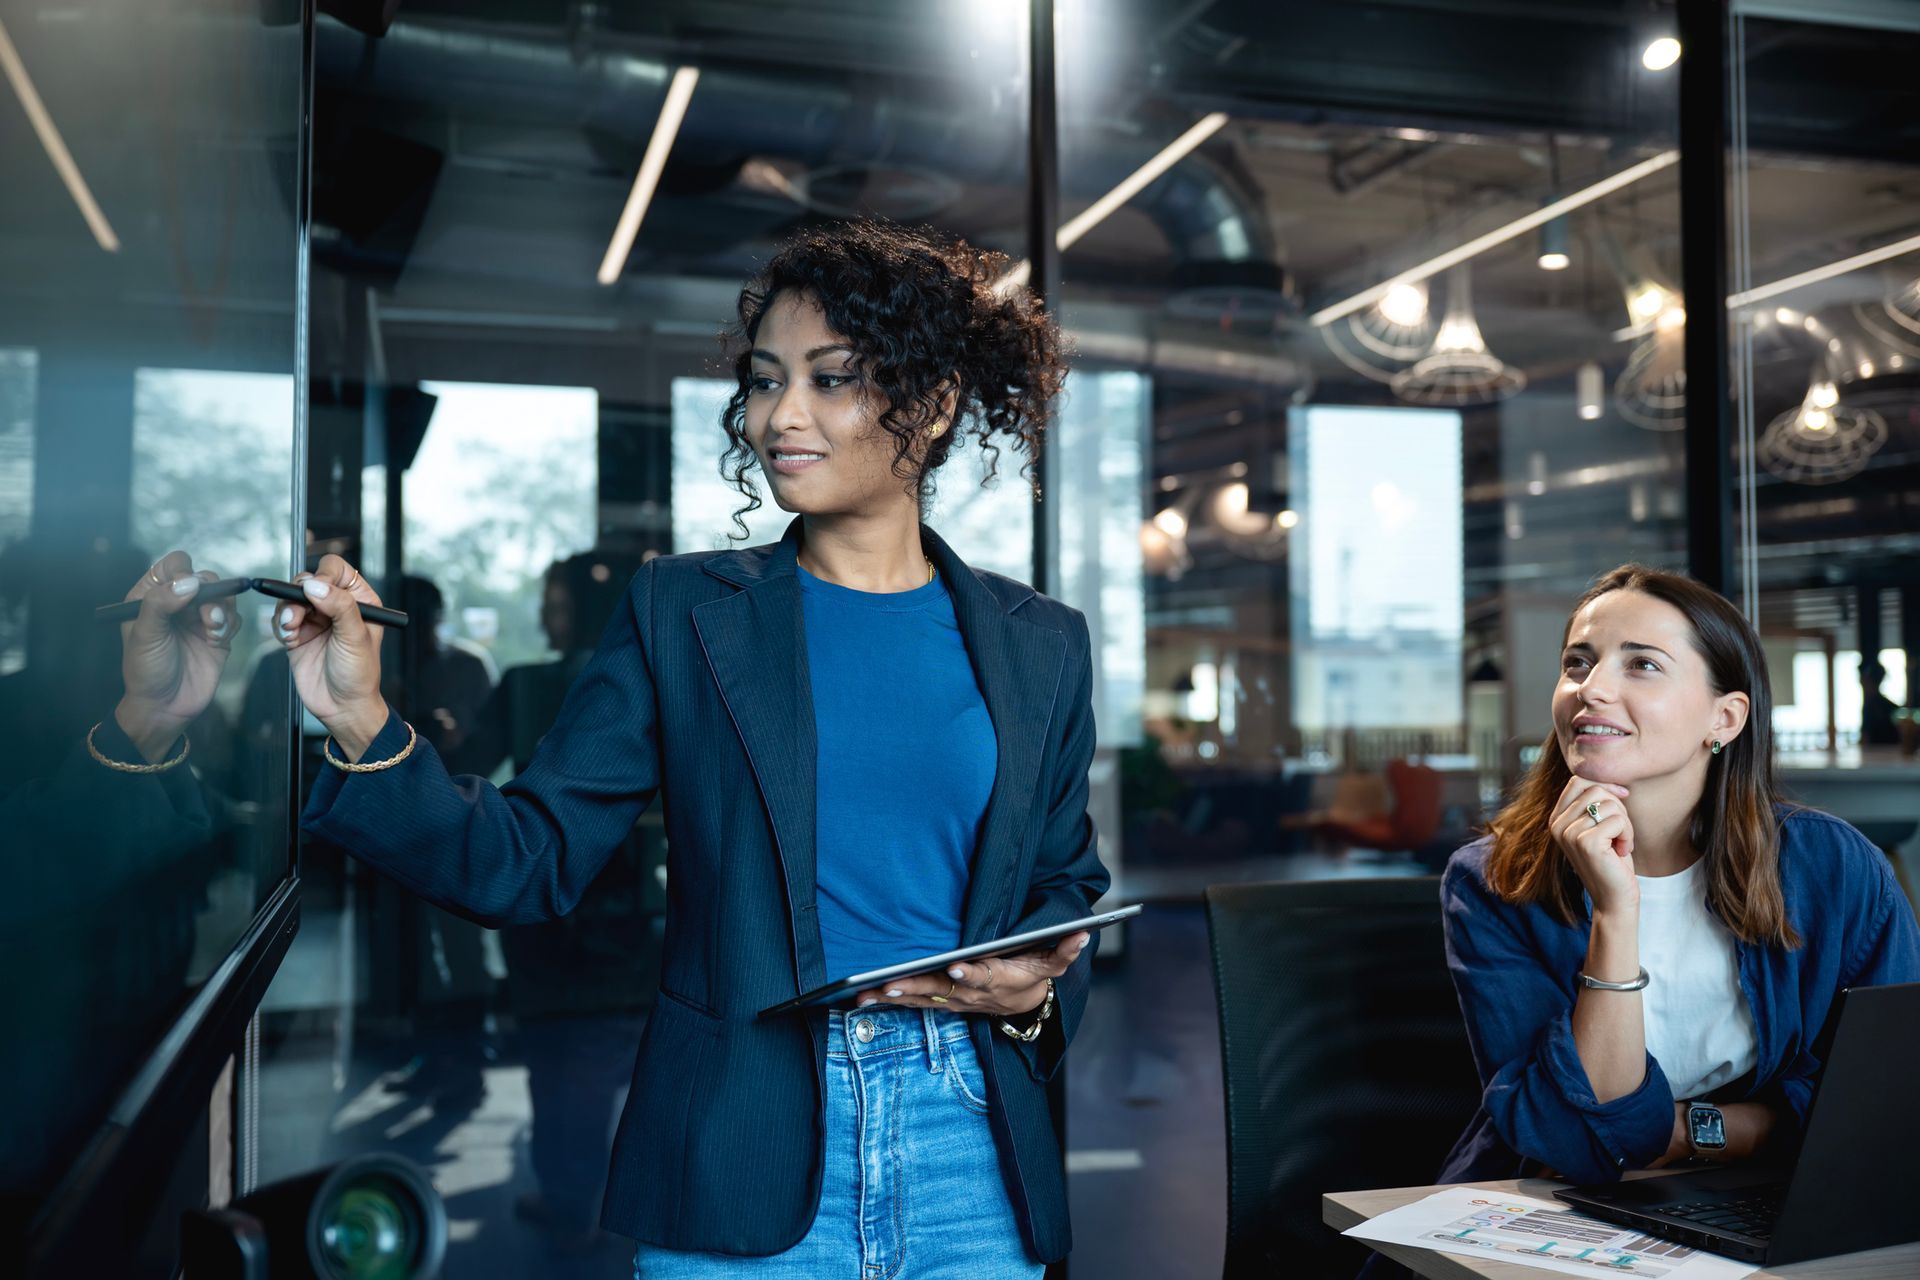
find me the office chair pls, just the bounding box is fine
[1314,759,1444,855]
[1205,877,1481,1279]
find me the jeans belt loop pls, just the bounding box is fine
[922,1007,941,1073]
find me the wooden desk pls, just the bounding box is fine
[1323,1178,1920,1278]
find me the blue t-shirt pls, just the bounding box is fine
[798,563,997,980]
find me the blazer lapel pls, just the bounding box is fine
[693,520,827,989]
[926,528,1070,945]
[694,520,1070,978]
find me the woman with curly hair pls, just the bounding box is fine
[276,219,1105,1276]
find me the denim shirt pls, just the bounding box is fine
[1437,807,1920,1186]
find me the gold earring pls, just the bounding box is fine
[927,424,945,439]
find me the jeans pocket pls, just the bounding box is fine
[941,1033,992,1116]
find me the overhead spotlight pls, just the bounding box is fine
[1275,509,1300,530]
[1628,283,1669,323]
[1643,36,1682,71]
[1151,505,1188,539]
[1379,281,1429,328]
[1537,215,1571,271]
[1809,380,1839,409]
[1577,360,1605,421]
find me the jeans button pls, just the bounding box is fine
[854,1017,876,1043]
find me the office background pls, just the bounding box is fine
[3,0,1919,1275]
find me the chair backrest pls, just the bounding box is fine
[1205,877,1481,1279]
[1384,759,1444,848]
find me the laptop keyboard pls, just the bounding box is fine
[1659,1186,1788,1241]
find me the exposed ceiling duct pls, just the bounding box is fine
[314,18,1278,292]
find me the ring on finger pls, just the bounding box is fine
[1585,800,1603,825]
[341,569,359,590]
[929,979,955,1005]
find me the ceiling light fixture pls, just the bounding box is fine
[1323,279,1436,383]
[1308,150,1680,327]
[1730,229,1920,310]
[1378,281,1429,329]
[1537,215,1571,271]
[1389,266,1526,405]
[597,65,701,286]
[997,111,1231,295]
[1057,112,1230,252]
[1577,360,1605,420]
[1642,37,1682,71]
[0,17,119,252]
[1760,370,1887,485]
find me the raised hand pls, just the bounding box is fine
[275,555,389,759]
[114,550,238,761]
[1551,773,1637,914]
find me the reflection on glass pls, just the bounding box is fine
[1289,405,1463,756]
[0,0,303,1224]
[1730,12,1920,766]
[409,381,598,671]
[1054,369,1147,747]
[262,7,1035,1268]
[0,348,33,675]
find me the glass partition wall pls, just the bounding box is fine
[1051,4,1689,1271]
[10,0,1911,1275]
[256,4,1033,1275]
[0,2,307,1267]
[1727,2,1920,897]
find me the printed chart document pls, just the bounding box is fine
[1342,1186,1758,1279]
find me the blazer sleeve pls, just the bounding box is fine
[1004,610,1111,1083]
[302,561,664,927]
[1442,854,1676,1182]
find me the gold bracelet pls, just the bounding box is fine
[87,722,190,774]
[322,720,418,774]
[997,978,1055,1043]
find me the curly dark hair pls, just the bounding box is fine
[718,219,1068,539]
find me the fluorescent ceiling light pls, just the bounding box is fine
[1308,150,1680,327]
[995,110,1231,294]
[1057,111,1230,251]
[1642,37,1682,71]
[1538,252,1571,271]
[597,65,700,286]
[1728,229,1920,309]
[0,17,119,252]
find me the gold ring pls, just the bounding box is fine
[929,980,955,1004]
[341,570,358,590]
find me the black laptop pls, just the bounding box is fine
[1556,980,1920,1266]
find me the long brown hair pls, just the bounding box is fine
[1483,564,1799,948]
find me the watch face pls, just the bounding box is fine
[1689,1104,1728,1150]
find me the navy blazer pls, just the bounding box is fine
[302,518,1111,1260]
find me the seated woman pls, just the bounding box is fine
[1440,564,1920,1185]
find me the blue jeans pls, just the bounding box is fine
[633,1007,1042,1279]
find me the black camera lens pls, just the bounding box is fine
[315,1175,422,1278]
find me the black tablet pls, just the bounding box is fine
[757,904,1144,1018]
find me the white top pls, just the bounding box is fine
[1635,857,1759,1099]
